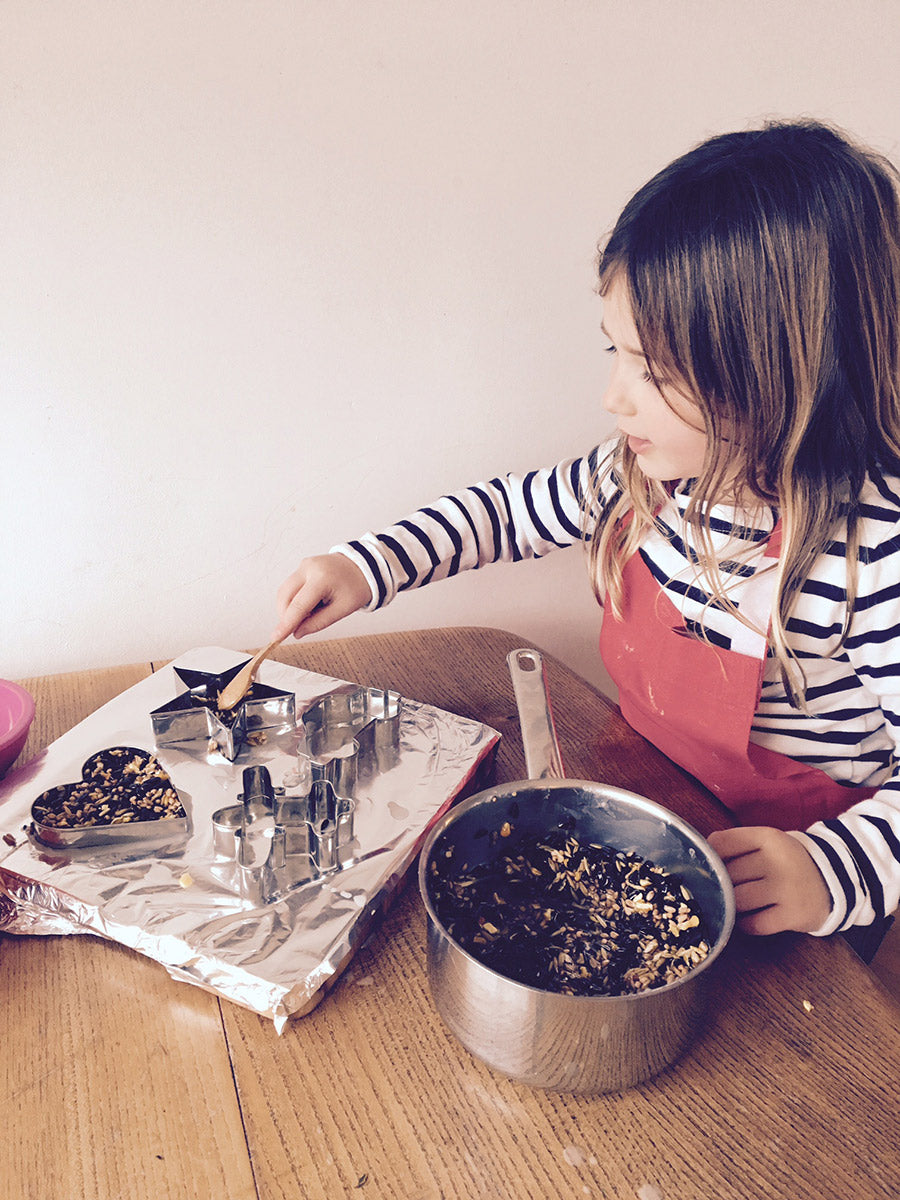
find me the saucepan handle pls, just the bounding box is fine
[506,648,566,781]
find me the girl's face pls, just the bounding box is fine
[600,276,709,482]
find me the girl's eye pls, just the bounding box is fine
[603,342,656,386]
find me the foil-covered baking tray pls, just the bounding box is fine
[0,648,500,1029]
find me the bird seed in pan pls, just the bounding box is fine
[429,827,711,996]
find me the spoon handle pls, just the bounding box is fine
[246,637,282,674]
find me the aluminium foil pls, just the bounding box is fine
[0,648,500,1029]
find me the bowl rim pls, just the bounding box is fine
[0,679,36,748]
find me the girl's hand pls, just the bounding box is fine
[707,826,832,935]
[273,554,372,642]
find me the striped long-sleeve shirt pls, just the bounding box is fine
[333,443,900,935]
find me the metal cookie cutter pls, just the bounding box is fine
[150,664,296,762]
[297,685,402,787]
[211,765,356,906]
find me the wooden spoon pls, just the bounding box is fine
[218,638,284,711]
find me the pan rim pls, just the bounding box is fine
[418,777,736,1004]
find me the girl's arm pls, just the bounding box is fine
[333,456,596,610]
[275,450,610,640]
[710,480,900,937]
[788,795,900,936]
[717,789,900,938]
[722,488,900,936]
[792,516,900,936]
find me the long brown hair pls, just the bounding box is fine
[589,120,900,704]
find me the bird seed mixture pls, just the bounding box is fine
[32,746,186,829]
[190,690,240,725]
[429,826,711,995]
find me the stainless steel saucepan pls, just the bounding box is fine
[418,648,735,1094]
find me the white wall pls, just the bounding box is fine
[2,1,898,694]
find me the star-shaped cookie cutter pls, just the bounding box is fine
[150,662,296,761]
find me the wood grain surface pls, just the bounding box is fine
[3,629,899,1200]
[2,662,257,1200]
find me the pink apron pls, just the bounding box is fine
[599,527,878,830]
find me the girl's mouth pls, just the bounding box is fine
[626,435,652,455]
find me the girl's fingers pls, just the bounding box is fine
[737,905,786,937]
[277,584,330,640]
[732,876,780,913]
[274,554,372,641]
[722,851,767,887]
[708,826,768,861]
[275,565,309,614]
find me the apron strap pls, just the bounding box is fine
[707,519,782,660]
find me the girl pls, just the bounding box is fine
[273,120,900,957]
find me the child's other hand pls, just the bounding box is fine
[707,826,832,935]
[274,554,372,642]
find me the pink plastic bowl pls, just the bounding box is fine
[0,680,36,777]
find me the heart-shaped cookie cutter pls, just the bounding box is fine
[30,746,190,850]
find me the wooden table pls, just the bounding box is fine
[3,627,899,1200]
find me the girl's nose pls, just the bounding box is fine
[601,371,634,417]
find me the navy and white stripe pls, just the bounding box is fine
[333,441,900,935]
